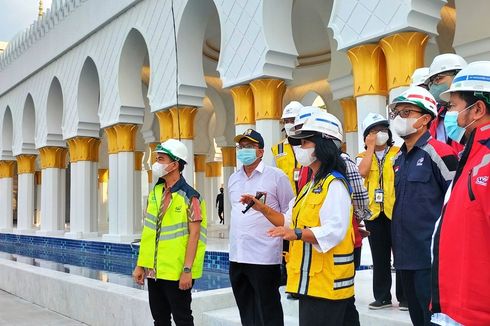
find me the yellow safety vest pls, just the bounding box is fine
[357,146,399,220]
[136,178,207,280]
[271,139,300,195]
[286,172,355,300]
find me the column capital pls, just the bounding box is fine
[104,124,138,154]
[169,106,197,140]
[155,110,173,142]
[347,44,388,97]
[221,147,236,167]
[147,170,152,184]
[250,79,286,120]
[0,160,16,178]
[16,154,37,174]
[98,169,108,183]
[135,151,144,171]
[339,98,358,133]
[194,154,206,173]
[380,32,429,91]
[67,137,101,162]
[230,85,255,125]
[148,143,159,165]
[205,161,222,178]
[39,147,68,169]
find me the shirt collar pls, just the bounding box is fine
[240,160,265,177]
[162,176,187,193]
[401,130,431,153]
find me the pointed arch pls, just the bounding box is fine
[22,93,36,151]
[46,77,64,137]
[1,106,14,158]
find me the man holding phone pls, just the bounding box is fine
[228,129,294,326]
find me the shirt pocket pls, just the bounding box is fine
[407,165,431,183]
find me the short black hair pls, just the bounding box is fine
[454,91,490,115]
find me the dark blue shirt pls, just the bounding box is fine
[392,131,458,270]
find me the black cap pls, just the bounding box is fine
[234,129,264,149]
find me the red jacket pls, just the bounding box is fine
[429,105,465,153]
[432,122,490,325]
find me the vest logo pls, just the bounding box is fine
[175,205,183,213]
[394,166,400,173]
[475,176,488,186]
[416,157,424,166]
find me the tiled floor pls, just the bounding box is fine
[0,290,85,325]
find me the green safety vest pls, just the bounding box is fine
[137,178,207,280]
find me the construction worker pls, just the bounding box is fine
[357,113,406,311]
[272,101,304,195]
[431,61,490,326]
[388,86,459,326]
[426,53,467,152]
[133,139,207,326]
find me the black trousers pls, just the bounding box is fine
[299,295,360,326]
[147,278,194,326]
[400,269,434,326]
[229,262,283,326]
[365,213,405,303]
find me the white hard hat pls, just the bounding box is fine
[440,61,490,102]
[290,111,343,143]
[362,113,389,138]
[425,53,467,83]
[411,67,430,87]
[292,106,323,132]
[281,101,303,120]
[387,86,438,117]
[155,139,188,163]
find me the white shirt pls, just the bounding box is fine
[284,179,351,253]
[228,161,294,264]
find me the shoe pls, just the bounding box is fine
[287,293,299,300]
[399,302,409,311]
[368,300,392,310]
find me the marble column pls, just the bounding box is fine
[380,31,429,146]
[221,146,236,226]
[169,106,197,187]
[0,161,16,232]
[230,85,256,169]
[339,98,359,159]
[134,151,144,233]
[65,137,100,239]
[103,124,140,242]
[194,154,206,200]
[250,79,286,166]
[37,147,68,235]
[98,169,109,233]
[15,154,37,233]
[205,162,222,225]
[347,44,388,154]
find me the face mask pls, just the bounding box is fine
[284,123,295,137]
[429,83,449,103]
[392,116,419,137]
[237,148,257,166]
[444,103,476,142]
[152,162,172,178]
[375,131,389,146]
[295,147,317,167]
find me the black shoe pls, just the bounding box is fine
[368,300,392,310]
[399,302,409,311]
[287,293,299,300]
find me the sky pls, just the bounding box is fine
[0,0,52,42]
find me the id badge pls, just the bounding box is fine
[374,189,384,203]
[293,169,300,181]
[146,268,156,279]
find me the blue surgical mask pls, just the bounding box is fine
[237,148,257,166]
[444,103,475,143]
[429,83,449,103]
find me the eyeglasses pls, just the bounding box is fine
[236,144,257,150]
[389,109,424,119]
[427,72,456,88]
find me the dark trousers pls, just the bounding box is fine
[147,278,194,326]
[229,262,283,326]
[299,295,360,326]
[353,246,361,270]
[365,213,405,303]
[218,208,224,224]
[400,269,434,326]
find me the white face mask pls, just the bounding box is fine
[151,162,172,178]
[294,146,317,167]
[284,123,295,137]
[375,131,389,146]
[392,116,419,137]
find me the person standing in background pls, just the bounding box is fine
[216,187,224,224]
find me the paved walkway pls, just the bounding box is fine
[0,290,84,325]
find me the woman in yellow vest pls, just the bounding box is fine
[133,139,207,326]
[356,113,406,311]
[241,111,359,326]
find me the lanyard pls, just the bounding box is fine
[376,146,390,188]
[292,178,326,228]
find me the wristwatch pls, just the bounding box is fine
[294,228,302,240]
[183,266,192,273]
